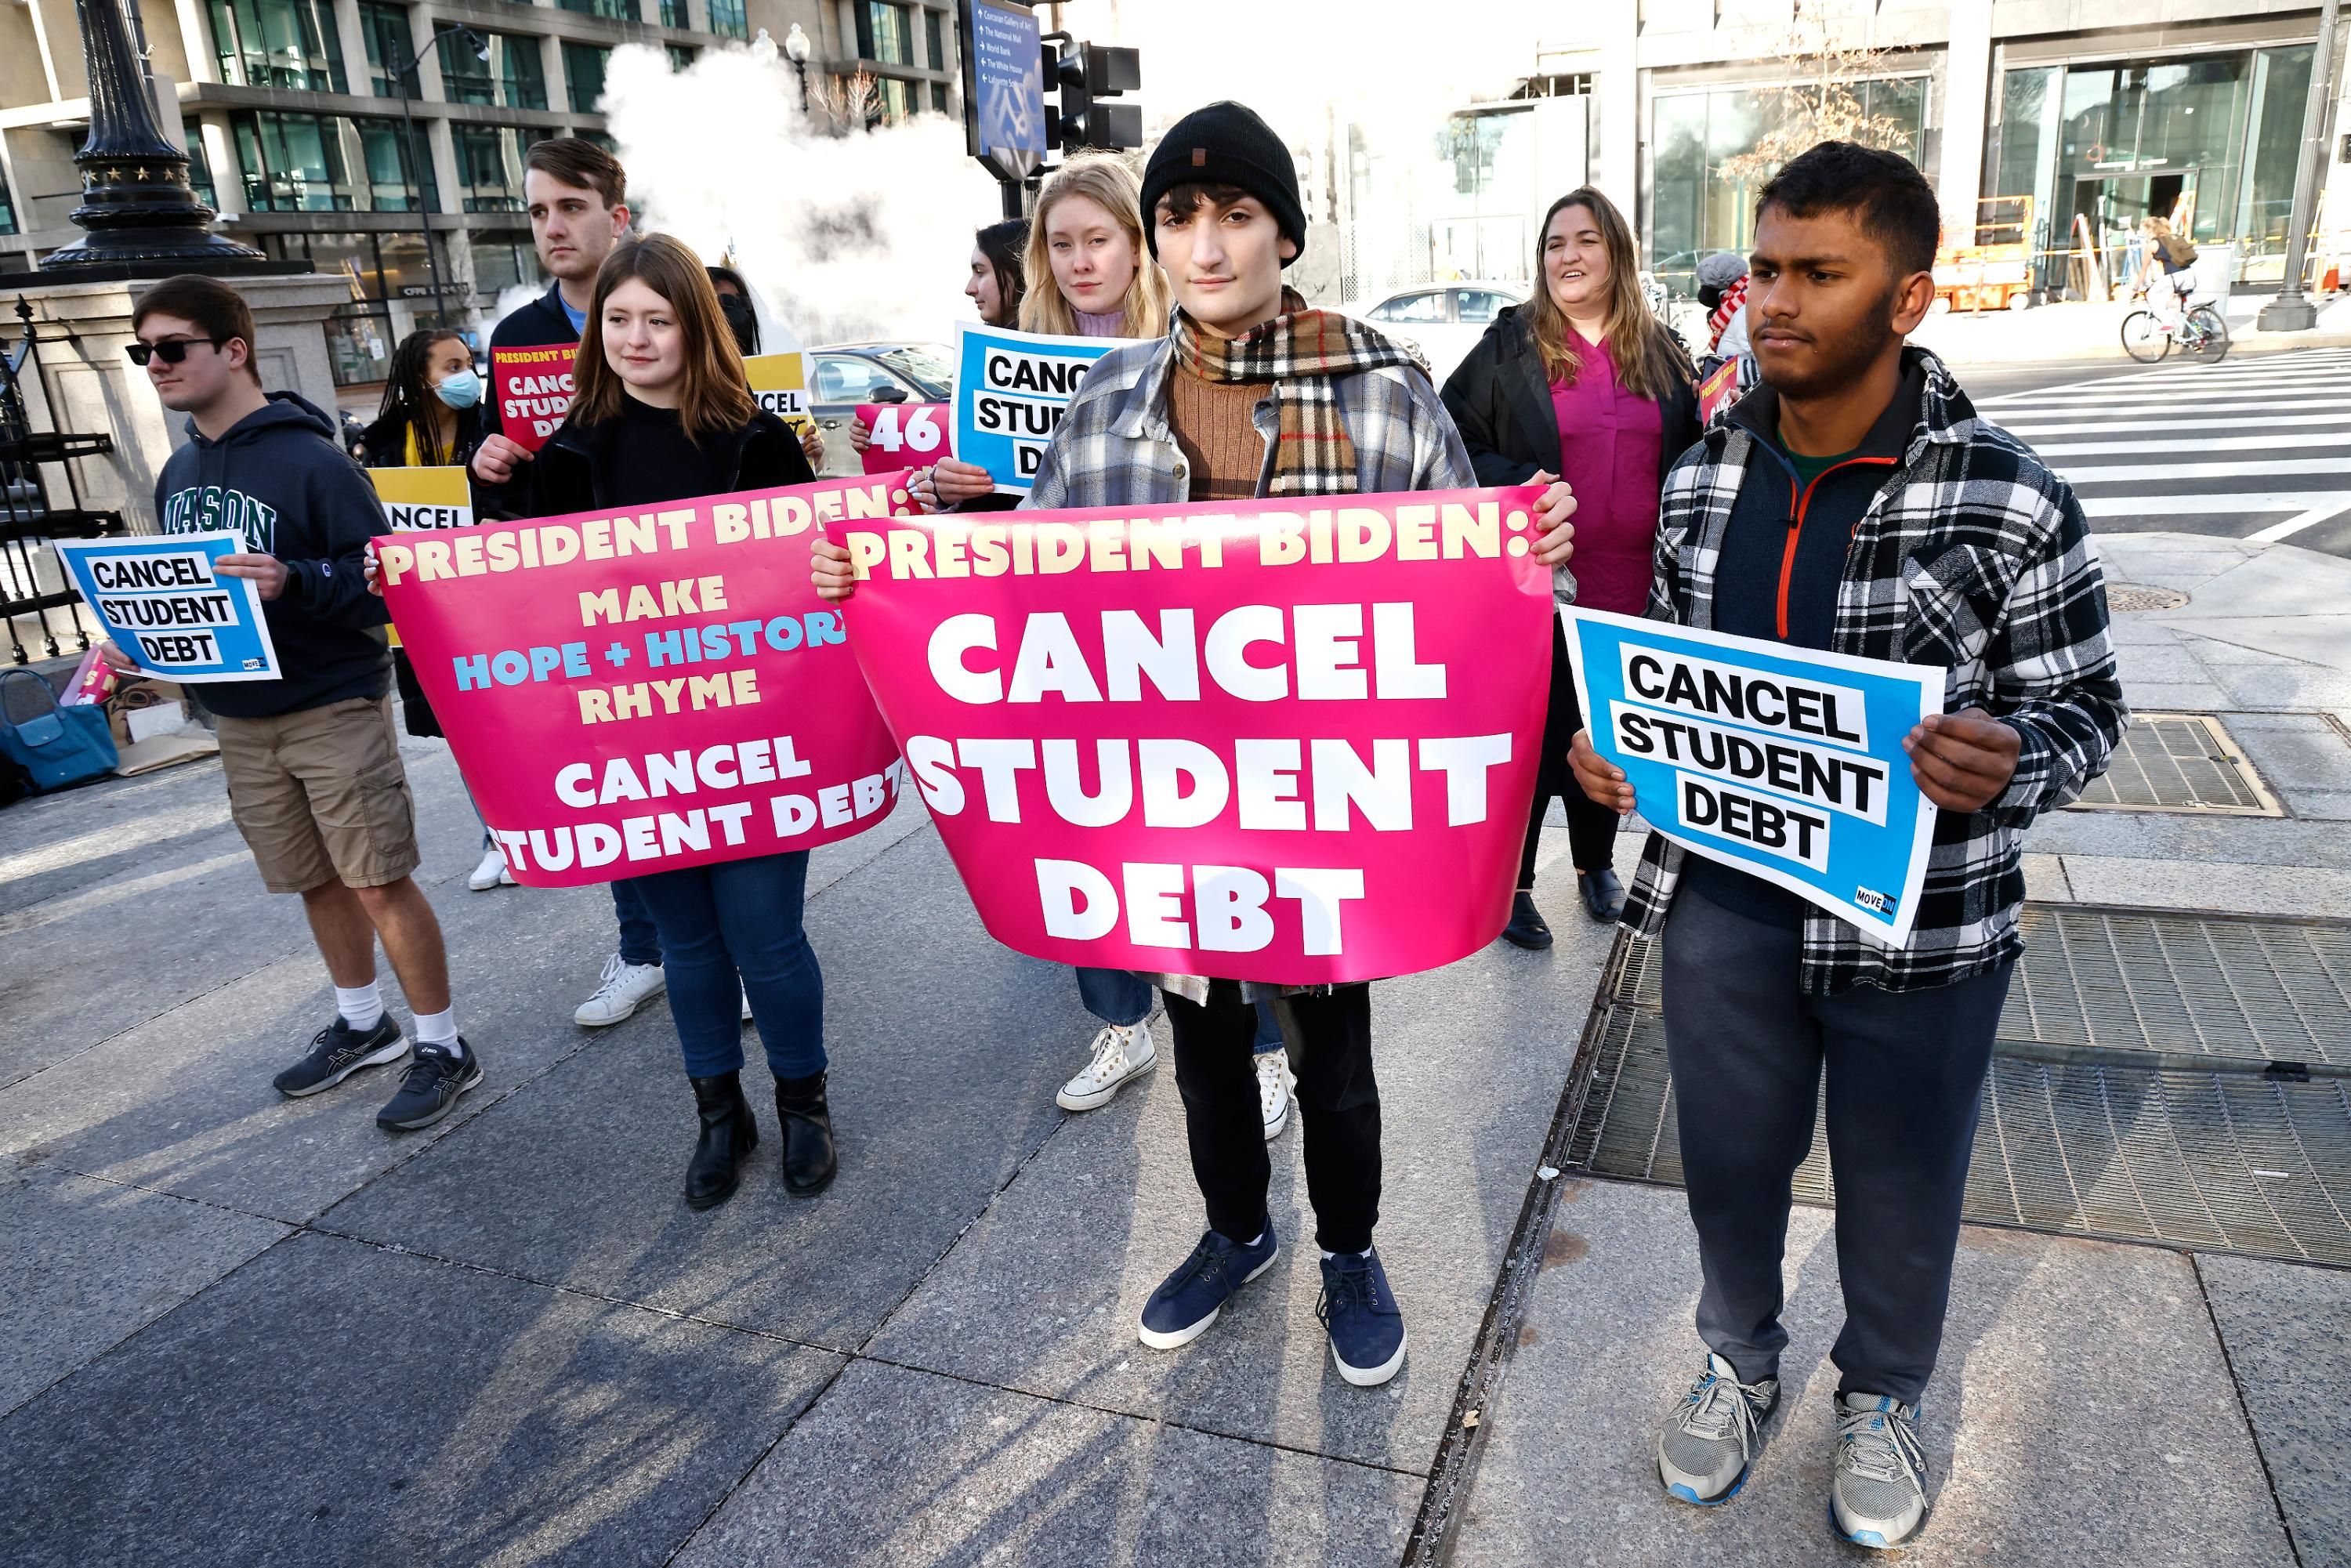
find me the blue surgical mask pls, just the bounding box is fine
[433,366,483,410]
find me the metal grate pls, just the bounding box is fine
[1566,904,2351,1266]
[2069,713,2280,815]
[1567,1010,2351,1266]
[2106,583,2191,612]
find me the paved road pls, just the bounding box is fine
[1969,346,2351,560]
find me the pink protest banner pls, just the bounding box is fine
[826,489,1552,983]
[856,401,951,475]
[490,345,576,456]
[377,472,921,887]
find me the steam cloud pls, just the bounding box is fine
[600,42,1002,351]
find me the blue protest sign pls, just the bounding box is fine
[56,530,282,684]
[965,0,1043,181]
[950,320,1136,494]
[1562,607,1942,944]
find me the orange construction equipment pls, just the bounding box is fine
[1934,196,2035,312]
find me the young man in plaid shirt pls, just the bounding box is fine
[818,101,1575,1389]
[1563,143,2125,1548]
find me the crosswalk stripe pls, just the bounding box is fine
[1973,360,2351,404]
[2032,432,2351,457]
[2063,457,2351,483]
[2248,496,2351,544]
[1996,380,2349,410]
[1999,414,2351,438]
[2078,491,2351,518]
[1991,397,2329,420]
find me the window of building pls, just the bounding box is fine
[230,110,437,213]
[666,44,697,71]
[659,0,688,27]
[925,8,944,70]
[454,125,545,212]
[564,42,612,114]
[440,30,548,110]
[357,2,418,97]
[186,137,219,210]
[208,0,348,92]
[1650,77,1928,279]
[259,230,471,386]
[556,0,638,21]
[932,82,948,116]
[469,234,538,297]
[877,76,913,123]
[859,2,914,66]
[705,0,746,41]
[0,174,16,237]
[1982,45,2316,288]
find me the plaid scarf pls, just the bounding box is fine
[1172,298,1427,497]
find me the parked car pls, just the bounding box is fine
[806,341,955,476]
[1338,282,1527,386]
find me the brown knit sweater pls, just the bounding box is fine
[1167,359,1271,502]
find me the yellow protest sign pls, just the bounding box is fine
[744,351,812,431]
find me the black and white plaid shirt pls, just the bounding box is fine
[1620,347,2128,994]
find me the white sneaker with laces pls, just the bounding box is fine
[574,953,666,1027]
[1256,1052,1292,1140]
[1056,1016,1157,1111]
[468,846,509,891]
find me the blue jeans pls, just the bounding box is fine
[630,852,824,1081]
[1078,966,1279,1052]
[612,878,662,967]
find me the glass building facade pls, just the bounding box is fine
[1982,45,2317,290]
[441,30,549,111]
[231,110,437,213]
[1650,76,1928,293]
[208,0,347,91]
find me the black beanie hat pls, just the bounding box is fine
[1139,101,1306,268]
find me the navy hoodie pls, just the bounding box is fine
[154,391,393,719]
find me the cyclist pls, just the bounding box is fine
[2135,216,2198,330]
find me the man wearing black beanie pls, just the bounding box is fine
[817,100,1581,1389]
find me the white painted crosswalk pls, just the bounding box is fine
[1980,346,2351,553]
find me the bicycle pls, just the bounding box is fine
[2122,284,2230,364]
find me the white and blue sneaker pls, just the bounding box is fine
[1138,1221,1278,1350]
[1657,1353,1778,1505]
[1317,1248,1407,1386]
[1831,1392,1929,1548]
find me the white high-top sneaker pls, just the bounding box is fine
[1056,1016,1157,1111]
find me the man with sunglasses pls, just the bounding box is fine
[103,274,484,1133]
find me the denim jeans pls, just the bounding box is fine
[1078,965,1281,1053]
[629,851,824,1081]
[611,878,663,967]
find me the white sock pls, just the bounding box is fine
[412,1007,459,1052]
[335,982,383,1031]
[1320,1248,1374,1262]
[1244,1231,1265,1247]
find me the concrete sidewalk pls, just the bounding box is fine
[1,533,2346,1566]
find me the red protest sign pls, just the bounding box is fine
[491,345,577,455]
[857,401,951,475]
[378,471,921,885]
[824,489,1553,984]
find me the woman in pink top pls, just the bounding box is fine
[1442,186,1699,945]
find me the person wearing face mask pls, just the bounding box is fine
[1442,186,1699,947]
[708,264,827,473]
[527,233,835,1211]
[358,328,509,890]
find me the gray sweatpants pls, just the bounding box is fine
[1660,885,2013,1407]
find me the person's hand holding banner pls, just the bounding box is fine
[1562,607,1945,943]
[823,488,1553,984]
[950,321,1136,493]
[213,553,289,600]
[378,471,920,886]
[490,346,576,457]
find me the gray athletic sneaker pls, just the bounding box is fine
[1831,1392,1930,1548]
[1657,1353,1778,1505]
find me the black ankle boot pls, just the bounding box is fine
[1502,889,1553,951]
[773,1071,838,1197]
[686,1071,758,1210]
[1579,868,1625,924]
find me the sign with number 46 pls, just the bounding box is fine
[857,402,951,476]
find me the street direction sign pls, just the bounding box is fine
[961,0,1044,183]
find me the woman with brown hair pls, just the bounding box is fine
[1442,185,1699,945]
[527,232,838,1211]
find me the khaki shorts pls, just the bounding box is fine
[217,695,420,894]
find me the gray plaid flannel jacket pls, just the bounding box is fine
[1621,347,2127,994]
[1019,330,1475,1002]
[1023,335,1473,509]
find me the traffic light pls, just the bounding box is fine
[1048,41,1141,152]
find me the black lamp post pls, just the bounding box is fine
[395,26,489,327]
[38,0,270,273]
[784,23,813,112]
